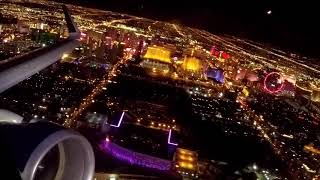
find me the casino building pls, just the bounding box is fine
[173,148,199,179]
[181,56,203,78]
[140,45,174,74]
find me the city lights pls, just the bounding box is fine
[0,2,318,179]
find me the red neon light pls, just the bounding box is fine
[214,51,220,56]
[210,46,216,56]
[221,52,230,59]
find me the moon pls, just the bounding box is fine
[267,10,272,15]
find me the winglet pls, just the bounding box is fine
[62,5,80,39]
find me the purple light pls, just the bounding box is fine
[206,68,224,83]
[110,112,125,127]
[168,129,178,146]
[100,141,171,170]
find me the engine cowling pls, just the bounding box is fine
[0,110,94,180]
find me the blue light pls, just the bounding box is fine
[206,68,224,83]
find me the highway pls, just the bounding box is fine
[63,59,124,127]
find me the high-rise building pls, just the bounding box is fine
[182,57,201,72]
[206,67,224,83]
[181,56,204,79]
[139,45,173,73]
[173,148,199,179]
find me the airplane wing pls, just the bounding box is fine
[0,5,95,180]
[0,5,80,93]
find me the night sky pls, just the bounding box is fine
[56,0,319,58]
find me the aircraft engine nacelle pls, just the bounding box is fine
[0,110,95,180]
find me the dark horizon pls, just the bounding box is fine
[54,0,319,59]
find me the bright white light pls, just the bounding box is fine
[253,164,258,170]
[40,23,44,29]
[62,53,69,59]
[109,174,117,180]
[277,78,282,84]
[267,10,272,15]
